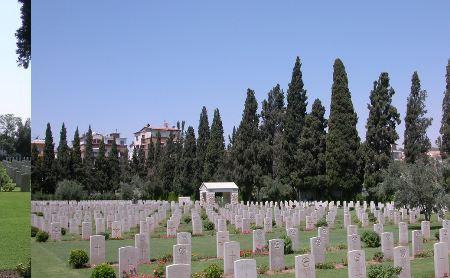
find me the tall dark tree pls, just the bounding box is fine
[16,0,31,68]
[364,73,400,197]
[137,146,146,178]
[292,99,327,199]
[260,84,285,177]
[203,109,225,181]
[176,126,197,196]
[197,106,210,182]
[107,139,121,191]
[280,57,308,186]
[403,72,432,163]
[439,60,450,159]
[232,89,261,200]
[71,127,83,182]
[95,138,108,193]
[325,59,361,199]
[42,123,56,193]
[56,123,71,181]
[83,126,95,193]
[14,118,31,158]
[145,140,155,172]
[160,134,176,194]
[31,143,42,192]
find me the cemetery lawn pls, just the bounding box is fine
[31,208,442,278]
[0,192,30,270]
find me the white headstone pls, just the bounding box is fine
[90,235,105,266]
[347,249,366,278]
[224,241,240,275]
[394,246,410,278]
[269,239,285,271]
[434,242,449,278]
[234,259,257,278]
[295,254,315,278]
[118,246,138,277]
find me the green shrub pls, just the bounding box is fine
[91,263,116,278]
[367,211,377,223]
[201,210,208,220]
[435,230,440,240]
[316,262,335,269]
[31,226,39,237]
[204,263,223,278]
[55,180,86,201]
[167,191,178,202]
[250,223,263,230]
[152,263,165,278]
[361,231,380,248]
[16,259,31,278]
[101,232,110,240]
[61,227,66,235]
[229,225,240,234]
[315,217,328,227]
[0,165,15,192]
[36,212,44,216]
[280,233,293,254]
[368,265,402,278]
[372,251,384,262]
[68,249,89,268]
[183,215,192,224]
[257,264,269,274]
[36,231,49,242]
[203,220,214,231]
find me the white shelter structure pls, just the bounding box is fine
[199,182,239,205]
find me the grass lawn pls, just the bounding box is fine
[31,207,442,277]
[0,191,30,270]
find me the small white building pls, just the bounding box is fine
[199,182,239,205]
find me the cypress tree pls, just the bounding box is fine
[280,57,308,186]
[197,106,210,182]
[232,89,260,200]
[95,138,108,193]
[83,126,95,193]
[108,139,121,191]
[131,147,139,176]
[160,134,176,194]
[71,127,83,182]
[364,73,400,197]
[403,72,432,163]
[31,143,42,192]
[325,59,361,199]
[203,108,225,181]
[146,140,155,172]
[56,123,71,182]
[439,60,450,159]
[154,131,162,163]
[137,145,146,178]
[260,84,285,177]
[42,123,56,193]
[178,126,197,196]
[293,99,327,199]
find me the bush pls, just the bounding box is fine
[68,249,89,268]
[315,218,328,228]
[372,251,384,262]
[367,211,377,223]
[36,231,49,242]
[201,210,208,220]
[152,263,165,278]
[368,265,402,278]
[55,180,86,201]
[204,263,223,278]
[257,264,269,274]
[183,215,191,224]
[36,212,44,216]
[101,232,110,240]
[16,259,31,278]
[435,230,440,240]
[61,227,66,235]
[0,165,15,192]
[280,233,293,254]
[315,262,335,269]
[203,220,214,231]
[31,226,39,237]
[91,263,116,278]
[361,231,380,248]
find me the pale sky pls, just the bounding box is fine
[0,1,31,120]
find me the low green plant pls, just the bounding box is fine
[183,215,192,224]
[61,227,66,235]
[361,230,380,248]
[101,231,110,240]
[250,223,263,230]
[68,249,89,268]
[257,264,269,274]
[280,233,293,254]
[55,179,86,201]
[367,211,377,223]
[152,263,165,278]
[372,251,384,262]
[203,220,214,231]
[15,259,31,278]
[36,231,49,242]
[315,217,328,227]
[201,210,208,220]
[203,263,223,278]
[31,226,39,237]
[368,265,402,278]
[316,262,335,269]
[435,230,440,240]
[90,263,116,278]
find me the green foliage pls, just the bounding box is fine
[203,109,225,181]
[439,60,450,159]
[361,231,380,248]
[152,263,165,278]
[203,263,224,278]
[55,180,86,201]
[31,226,39,237]
[203,220,214,231]
[167,191,178,202]
[15,0,31,68]
[61,227,66,236]
[90,263,116,278]
[68,249,89,269]
[257,264,269,274]
[372,251,384,262]
[36,231,49,242]
[368,265,402,278]
[364,72,400,198]
[15,259,31,278]
[280,233,293,254]
[435,230,440,240]
[259,176,294,201]
[403,72,432,163]
[315,217,328,228]
[376,159,450,221]
[197,106,211,183]
[183,215,192,224]
[326,59,361,199]
[0,163,16,192]
[315,262,335,269]
[367,211,377,223]
[101,232,110,240]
